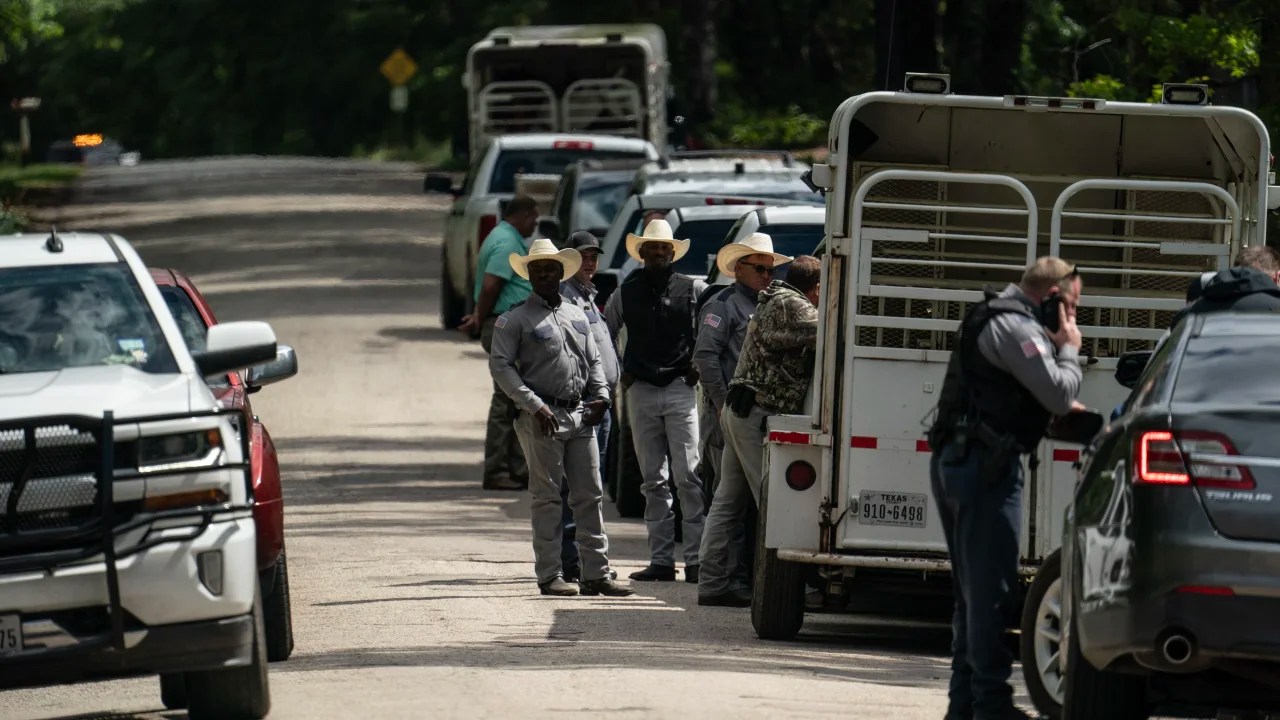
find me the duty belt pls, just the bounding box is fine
[537,393,582,410]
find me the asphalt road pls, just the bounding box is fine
[1,157,1025,720]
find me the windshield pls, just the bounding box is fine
[643,177,819,202]
[675,219,740,276]
[490,149,649,194]
[1173,337,1280,405]
[705,222,822,284]
[574,174,634,231]
[0,263,178,375]
[158,285,230,388]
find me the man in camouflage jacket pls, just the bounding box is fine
[696,255,822,606]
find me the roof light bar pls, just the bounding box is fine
[1003,95,1106,111]
[1162,83,1209,106]
[904,73,950,95]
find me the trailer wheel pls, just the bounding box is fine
[159,673,187,710]
[1021,549,1063,719]
[751,482,804,640]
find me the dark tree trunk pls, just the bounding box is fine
[681,0,719,141]
[943,0,1025,95]
[876,0,940,91]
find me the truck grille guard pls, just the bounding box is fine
[0,408,253,653]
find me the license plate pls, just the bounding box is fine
[0,614,21,655]
[858,491,927,528]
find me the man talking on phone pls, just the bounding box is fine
[926,256,1084,720]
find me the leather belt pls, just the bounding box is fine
[537,394,582,410]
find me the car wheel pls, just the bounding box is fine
[262,547,295,662]
[1021,549,1064,719]
[440,244,465,329]
[159,673,188,710]
[1062,596,1149,720]
[185,587,272,720]
[751,481,804,640]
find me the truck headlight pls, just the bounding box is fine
[138,429,222,471]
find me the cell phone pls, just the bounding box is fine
[1040,293,1063,333]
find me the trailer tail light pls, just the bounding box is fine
[785,461,816,491]
[477,214,497,246]
[553,140,594,150]
[1003,95,1104,111]
[1134,431,1254,489]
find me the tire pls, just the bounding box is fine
[1061,594,1149,720]
[262,547,295,662]
[185,588,272,720]
[614,413,645,518]
[751,481,804,640]
[1021,549,1064,720]
[439,244,466,330]
[159,673,187,710]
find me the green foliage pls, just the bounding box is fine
[705,104,827,150]
[1066,74,1127,100]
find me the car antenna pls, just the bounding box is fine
[45,226,64,253]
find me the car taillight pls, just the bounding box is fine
[477,214,497,246]
[554,140,594,150]
[785,461,816,491]
[1134,430,1254,489]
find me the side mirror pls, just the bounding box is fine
[1114,350,1153,389]
[536,216,561,243]
[1046,409,1106,446]
[246,344,298,393]
[423,172,454,195]
[193,322,277,378]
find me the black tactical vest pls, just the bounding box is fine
[619,270,697,387]
[929,290,1054,451]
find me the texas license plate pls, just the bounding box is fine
[858,491,927,528]
[0,614,21,655]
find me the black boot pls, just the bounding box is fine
[628,564,677,581]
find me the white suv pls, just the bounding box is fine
[0,232,279,719]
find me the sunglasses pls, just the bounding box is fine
[1059,265,1080,282]
[740,262,774,275]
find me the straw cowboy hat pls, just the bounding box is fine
[715,232,795,276]
[510,238,582,280]
[626,218,691,264]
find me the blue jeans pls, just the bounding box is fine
[561,411,611,569]
[930,439,1024,719]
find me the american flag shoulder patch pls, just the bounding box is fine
[1021,338,1045,359]
[704,312,722,328]
[494,315,508,329]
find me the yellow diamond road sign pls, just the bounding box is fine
[380,49,418,87]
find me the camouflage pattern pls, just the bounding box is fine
[730,280,819,415]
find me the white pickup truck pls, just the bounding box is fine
[425,133,657,329]
[0,231,280,719]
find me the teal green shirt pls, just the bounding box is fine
[473,221,532,315]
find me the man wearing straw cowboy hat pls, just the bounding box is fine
[489,238,635,597]
[693,232,792,606]
[604,218,707,583]
[694,233,793,495]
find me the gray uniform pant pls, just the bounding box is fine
[513,406,611,584]
[481,317,528,485]
[699,389,723,497]
[627,380,705,567]
[697,404,769,595]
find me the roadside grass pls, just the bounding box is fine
[0,163,84,232]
